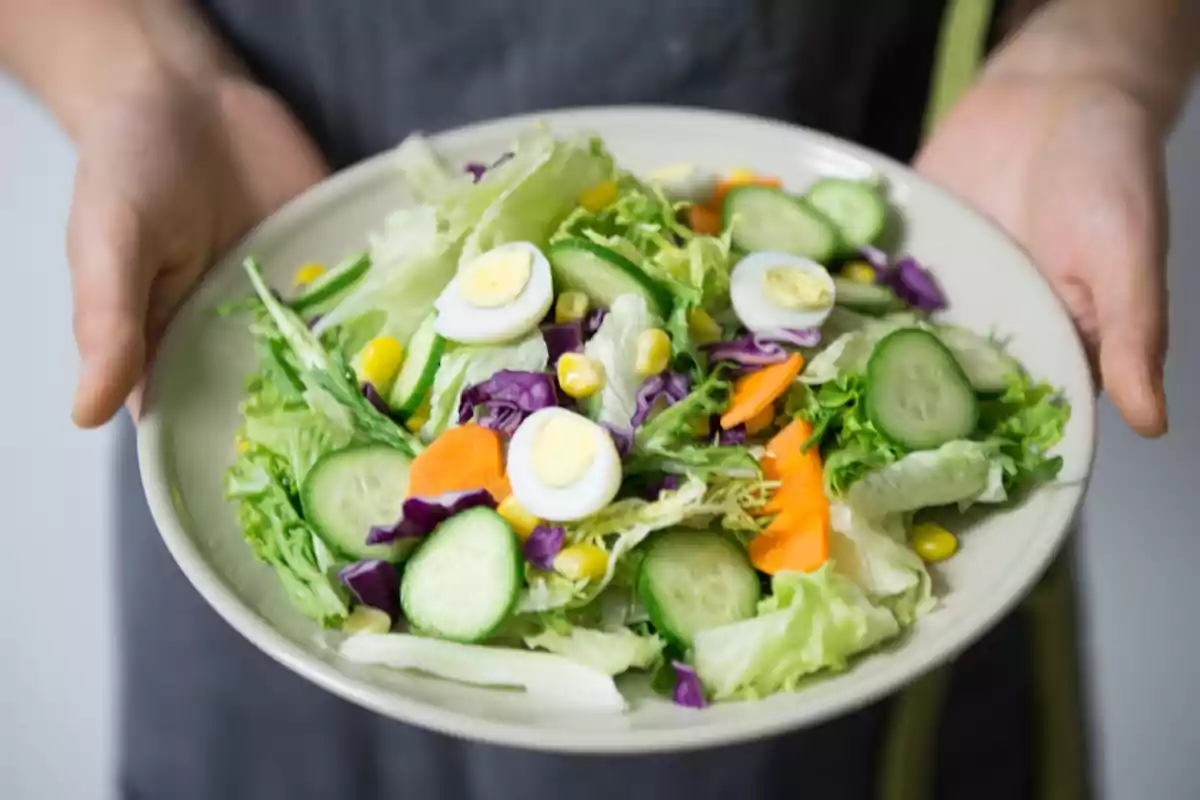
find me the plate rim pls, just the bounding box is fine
[136,104,1097,753]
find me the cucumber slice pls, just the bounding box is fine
[805,178,888,249]
[388,311,445,416]
[934,324,1020,394]
[301,445,414,561]
[864,328,979,450]
[723,186,841,262]
[832,277,901,315]
[292,252,371,315]
[400,507,522,642]
[637,529,760,648]
[547,239,673,317]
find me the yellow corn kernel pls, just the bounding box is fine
[911,522,958,563]
[745,404,775,435]
[687,308,723,346]
[342,605,392,636]
[557,352,605,399]
[726,167,758,183]
[580,180,619,212]
[554,543,608,581]
[688,416,712,438]
[841,261,877,285]
[497,495,543,540]
[635,328,672,377]
[404,396,431,432]
[555,291,591,324]
[355,336,405,392]
[293,262,327,286]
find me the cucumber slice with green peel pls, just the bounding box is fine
[400,507,523,643]
[292,252,372,315]
[804,178,888,250]
[934,324,1021,394]
[637,529,760,649]
[832,277,902,315]
[864,328,979,450]
[388,311,445,416]
[723,186,841,263]
[547,239,673,318]
[301,445,414,561]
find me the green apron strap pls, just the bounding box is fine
[923,0,995,133]
[1024,545,1091,800]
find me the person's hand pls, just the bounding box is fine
[916,70,1169,437]
[67,66,327,427]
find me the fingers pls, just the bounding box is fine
[67,181,149,428]
[1090,199,1169,437]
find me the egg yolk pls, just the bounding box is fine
[763,266,831,310]
[459,247,533,308]
[532,414,597,488]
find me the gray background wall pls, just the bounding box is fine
[0,76,1196,799]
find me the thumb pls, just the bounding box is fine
[1091,231,1168,438]
[67,186,149,428]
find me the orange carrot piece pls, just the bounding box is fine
[761,417,821,479]
[688,204,722,236]
[744,403,776,435]
[750,510,830,575]
[749,416,831,573]
[711,174,783,211]
[720,354,804,430]
[407,423,511,503]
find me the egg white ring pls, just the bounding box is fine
[729,251,837,333]
[433,241,554,345]
[507,407,623,523]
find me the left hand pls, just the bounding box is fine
[917,72,1169,436]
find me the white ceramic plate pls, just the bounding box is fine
[137,106,1096,753]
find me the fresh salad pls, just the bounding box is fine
[223,126,1070,712]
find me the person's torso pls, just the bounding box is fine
[198,0,951,167]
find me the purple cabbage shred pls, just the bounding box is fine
[458,370,559,437]
[671,661,707,709]
[337,559,400,620]
[366,489,496,545]
[524,525,565,570]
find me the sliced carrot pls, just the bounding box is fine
[687,204,722,236]
[711,174,783,211]
[750,509,830,575]
[720,354,804,430]
[762,418,819,479]
[744,403,776,435]
[407,423,511,503]
[749,416,831,573]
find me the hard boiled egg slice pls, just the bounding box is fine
[729,251,836,333]
[434,241,553,344]
[507,407,622,523]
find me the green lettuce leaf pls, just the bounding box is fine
[692,565,900,700]
[583,293,662,429]
[630,367,759,479]
[224,449,350,626]
[977,371,1070,493]
[421,330,549,438]
[828,500,935,625]
[845,439,1005,518]
[524,624,664,676]
[460,131,615,268]
[243,258,423,456]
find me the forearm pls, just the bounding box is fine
[989,0,1198,132]
[0,0,239,138]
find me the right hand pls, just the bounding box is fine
[68,66,328,427]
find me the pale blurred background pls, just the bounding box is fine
[1,76,1197,799]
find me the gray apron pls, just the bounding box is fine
[116,2,1087,798]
